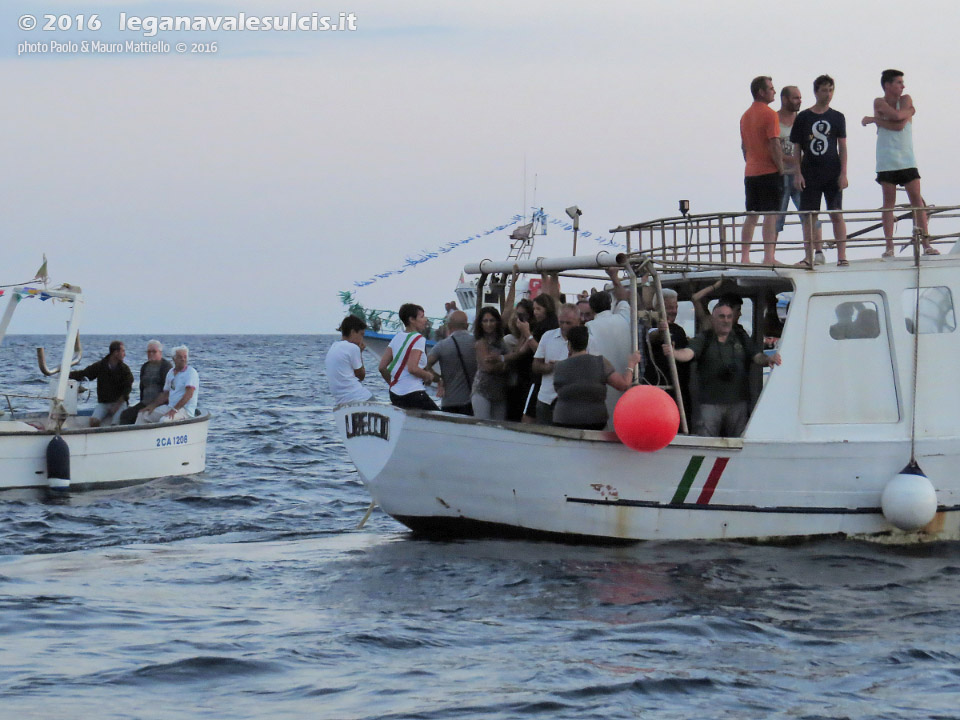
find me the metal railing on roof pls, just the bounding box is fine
[609,205,960,270]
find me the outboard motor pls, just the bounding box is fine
[46,435,70,492]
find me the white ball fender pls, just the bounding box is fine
[881,472,938,531]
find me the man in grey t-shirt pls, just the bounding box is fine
[426,311,477,415]
[119,339,174,424]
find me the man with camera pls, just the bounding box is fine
[663,299,781,437]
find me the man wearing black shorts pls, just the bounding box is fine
[791,75,848,266]
[739,76,784,265]
[861,69,937,257]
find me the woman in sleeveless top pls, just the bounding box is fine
[553,326,643,430]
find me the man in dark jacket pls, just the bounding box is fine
[69,340,133,427]
[119,340,173,425]
[664,300,781,437]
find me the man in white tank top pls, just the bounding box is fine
[777,85,824,264]
[862,69,938,257]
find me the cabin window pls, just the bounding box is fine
[801,293,899,424]
[675,300,696,338]
[828,301,881,340]
[902,286,956,334]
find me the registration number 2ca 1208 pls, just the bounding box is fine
[156,434,189,447]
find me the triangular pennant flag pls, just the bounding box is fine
[33,254,48,284]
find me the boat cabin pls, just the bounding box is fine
[467,204,960,443]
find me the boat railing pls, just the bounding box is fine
[609,205,960,269]
[2,391,57,420]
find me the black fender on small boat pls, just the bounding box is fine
[46,435,70,490]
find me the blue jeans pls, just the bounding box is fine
[778,174,823,234]
[776,174,802,233]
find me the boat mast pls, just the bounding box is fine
[52,290,83,421]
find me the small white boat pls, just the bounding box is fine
[335,204,960,543]
[0,283,209,492]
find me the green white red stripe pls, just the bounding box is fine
[671,456,730,505]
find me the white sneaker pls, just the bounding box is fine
[814,251,826,265]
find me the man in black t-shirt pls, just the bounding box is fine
[790,74,849,266]
[644,289,691,427]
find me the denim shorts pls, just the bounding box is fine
[776,174,802,233]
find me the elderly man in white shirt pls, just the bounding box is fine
[586,269,634,428]
[532,303,598,425]
[136,345,200,424]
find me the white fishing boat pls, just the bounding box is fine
[0,283,209,492]
[335,204,960,543]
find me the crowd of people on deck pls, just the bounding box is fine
[740,68,937,266]
[325,67,935,437]
[327,264,784,438]
[69,340,200,426]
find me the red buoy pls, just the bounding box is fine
[613,386,679,452]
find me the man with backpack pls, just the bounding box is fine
[662,299,781,437]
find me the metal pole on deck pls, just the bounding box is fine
[649,268,689,435]
[622,262,640,369]
[616,256,689,435]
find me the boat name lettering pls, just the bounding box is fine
[156,434,189,448]
[346,412,390,441]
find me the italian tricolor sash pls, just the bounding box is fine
[387,332,423,388]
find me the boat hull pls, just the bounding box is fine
[0,414,210,491]
[334,402,960,543]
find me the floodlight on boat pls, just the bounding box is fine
[566,205,582,255]
[679,199,690,216]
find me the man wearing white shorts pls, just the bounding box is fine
[69,340,133,427]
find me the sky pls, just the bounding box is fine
[3,0,958,334]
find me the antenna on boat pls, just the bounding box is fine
[566,205,582,255]
[532,173,538,220]
[522,157,526,222]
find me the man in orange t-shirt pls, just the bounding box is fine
[740,76,784,264]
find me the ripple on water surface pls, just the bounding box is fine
[2,336,960,718]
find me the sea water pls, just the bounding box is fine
[1,335,959,719]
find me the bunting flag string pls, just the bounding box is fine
[10,287,54,302]
[350,209,625,289]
